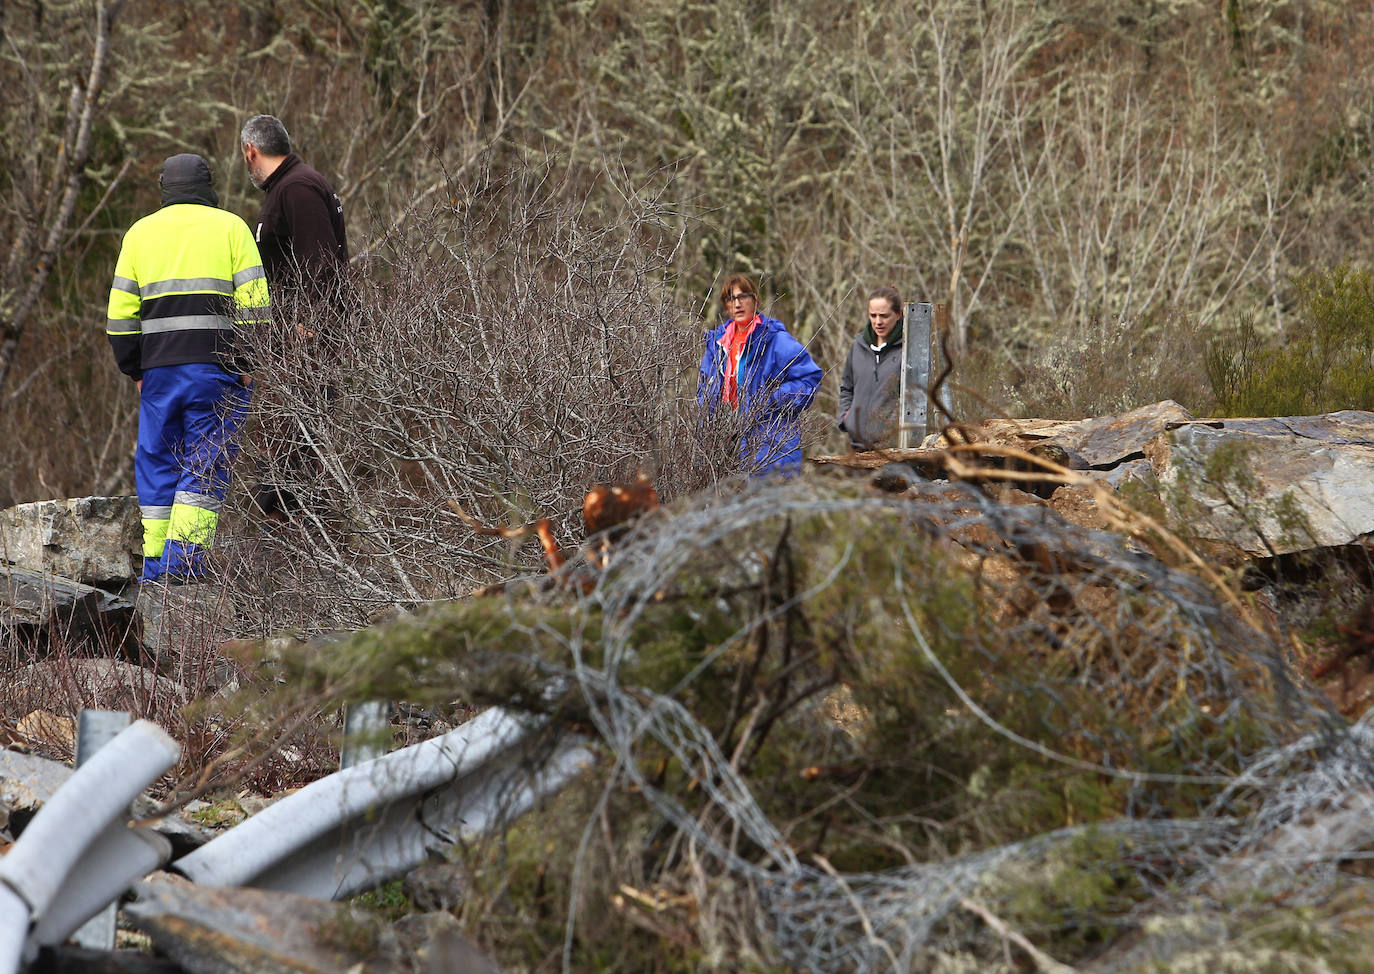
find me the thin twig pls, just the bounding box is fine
[959,897,1081,974]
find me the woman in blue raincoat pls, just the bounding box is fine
[697,273,823,475]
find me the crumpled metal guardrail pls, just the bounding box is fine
[173,706,593,899]
[0,719,179,969]
[0,706,592,968]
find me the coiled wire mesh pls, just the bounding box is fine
[533,472,1356,971]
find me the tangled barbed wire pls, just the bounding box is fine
[515,472,1357,970]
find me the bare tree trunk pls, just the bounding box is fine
[0,0,126,394]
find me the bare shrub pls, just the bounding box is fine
[0,584,333,794]
[218,159,761,634]
[980,307,1216,419]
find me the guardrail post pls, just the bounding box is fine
[898,301,933,448]
[340,701,391,769]
[71,709,131,950]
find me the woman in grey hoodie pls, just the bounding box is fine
[837,287,905,449]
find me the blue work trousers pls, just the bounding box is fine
[136,363,250,582]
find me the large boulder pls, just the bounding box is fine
[0,744,214,854]
[826,402,1374,559]
[0,495,140,588]
[134,583,242,698]
[816,400,1194,483]
[929,399,1196,469]
[999,404,1374,556]
[1042,399,1195,468]
[1151,411,1374,556]
[0,749,72,833]
[6,659,189,717]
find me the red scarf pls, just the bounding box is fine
[718,314,760,408]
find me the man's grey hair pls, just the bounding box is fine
[240,114,291,156]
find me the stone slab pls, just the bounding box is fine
[0,495,140,587]
[1155,418,1374,555]
[0,564,135,648]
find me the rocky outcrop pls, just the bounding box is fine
[930,398,1196,470]
[7,659,190,717]
[0,495,141,654]
[0,750,73,833]
[0,496,245,673]
[0,496,140,588]
[126,879,372,974]
[1155,412,1374,555]
[0,748,214,854]
[1019,407,1374,556]
[817,402,1374,559]
[135,583,235,690]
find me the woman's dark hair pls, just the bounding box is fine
[867,286,902,317]
[719,273,760,308]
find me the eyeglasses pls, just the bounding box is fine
[725,293,755,304]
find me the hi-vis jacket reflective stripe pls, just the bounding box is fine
[106,203,270,379]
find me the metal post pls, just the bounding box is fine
[898,302,933,449]
[71,709,131,950]
[340,700,391,769]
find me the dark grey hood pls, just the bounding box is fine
[159,153,219,207]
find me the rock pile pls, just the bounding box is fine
[816,400,1374,560]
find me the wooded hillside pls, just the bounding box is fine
[2,0,1372,505]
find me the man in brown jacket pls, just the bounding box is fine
[239,114,349,520]
[240,114,348,303]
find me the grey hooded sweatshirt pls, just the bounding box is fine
[837,319,904,449]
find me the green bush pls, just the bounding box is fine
[1207,265,1374,417]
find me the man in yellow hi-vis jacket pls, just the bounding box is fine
[107,154,270,583]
